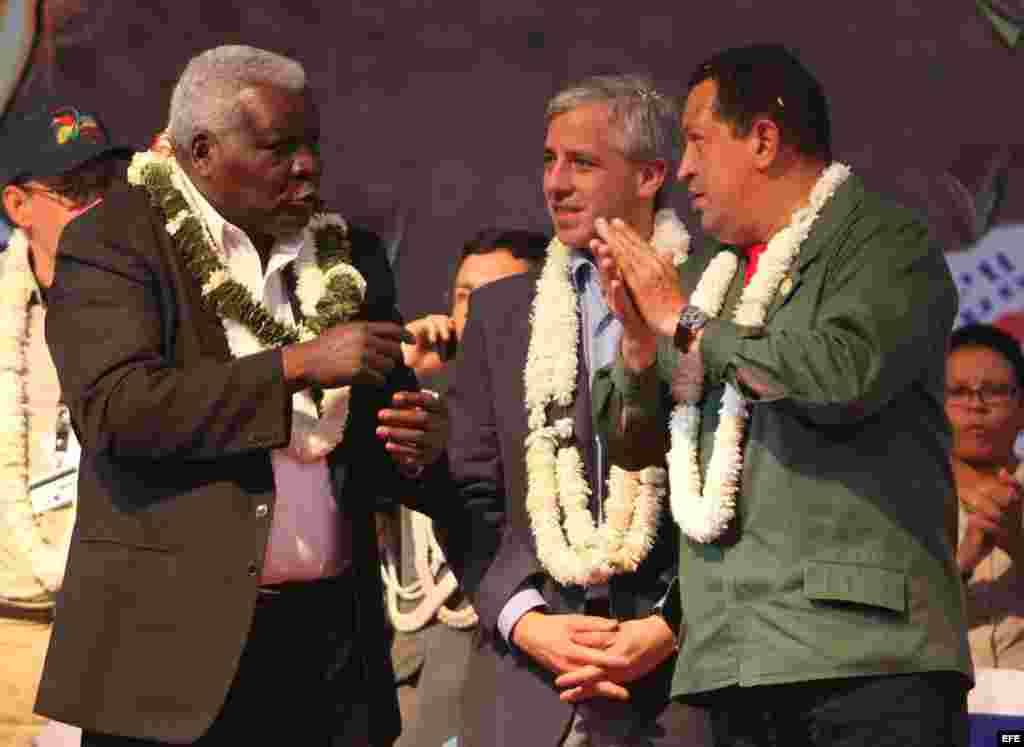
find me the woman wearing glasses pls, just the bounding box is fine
[946,323,1024,669]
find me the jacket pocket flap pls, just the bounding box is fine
[79,536,175,553]
[803,561,906,613]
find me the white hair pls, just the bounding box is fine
[168,45,305,156]
[547,74,681,209]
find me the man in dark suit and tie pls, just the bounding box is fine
[445,75,710,746]
[34,45,451,746]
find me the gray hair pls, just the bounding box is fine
[168,45,305,156]
[547,74,681,209]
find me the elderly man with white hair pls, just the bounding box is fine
[33,45,453,746]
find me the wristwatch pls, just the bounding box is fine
[673,305,710,353]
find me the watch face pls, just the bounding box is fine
[680,306,709,329]
[675,305,709,352]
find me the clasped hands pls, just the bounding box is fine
[959,468,1024,574]
[281,320,447,469]
[591,217,690,369]
[511,610,677,703]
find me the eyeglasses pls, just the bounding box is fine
[18,184,101,216]
[945,383,1020,407]
[19,185,81,209]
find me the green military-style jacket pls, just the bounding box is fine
[593,174,972,697]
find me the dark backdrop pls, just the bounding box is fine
[8,0,1022,320]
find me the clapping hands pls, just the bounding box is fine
[591,217,690,370]
[959,467,1024,575]
[592,217,688,340]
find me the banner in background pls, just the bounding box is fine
[948,223,1024,337]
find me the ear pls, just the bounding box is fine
[636,158,668,202]
[2,184,32,230]
[189,132,216,178]
[749,118,781,169]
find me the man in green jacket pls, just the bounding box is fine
[580,44,973,746]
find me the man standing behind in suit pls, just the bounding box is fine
[388,228,549,747]
[446,75,709,746]
[34,45,451,746]
[591,44,972,746]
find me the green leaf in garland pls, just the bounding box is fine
[316,274,364,326]
[132,156,365,421]
[207,281,300,348]
[176,218,221,284]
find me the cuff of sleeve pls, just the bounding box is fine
[252,348,294,449]
[497,588,548,645]
[652,577,683,642]
[698,318,747,388]
[612,351,661,409]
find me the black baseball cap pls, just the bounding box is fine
[0,105,133,189]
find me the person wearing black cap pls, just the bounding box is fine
[1,105,131,288]
[0,105,128,746]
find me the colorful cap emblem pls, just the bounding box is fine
[51,107,105,146]
[1,104,132,188]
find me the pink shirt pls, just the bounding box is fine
[185,175,350,584]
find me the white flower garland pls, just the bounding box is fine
[128,142,366,462]
[523,209,687,586]
[669,163,851,542]
[0,230,68,599]
[380,509,478,632]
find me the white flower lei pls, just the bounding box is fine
[523,209,688,586]
[128,139,367,462]
[0,230,68,599]
[670,163,851,542]
[380,508,478,632]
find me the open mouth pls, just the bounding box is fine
[283,192,319,214]
[551,205,583,219]
[958,426,995,442]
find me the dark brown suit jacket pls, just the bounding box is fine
[445,272,683,747]
[35,182,451,744]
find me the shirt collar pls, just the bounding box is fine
[178,170,304,266]
[568,249,596,294]
[567,249,618,327]
[180,169,232,251]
